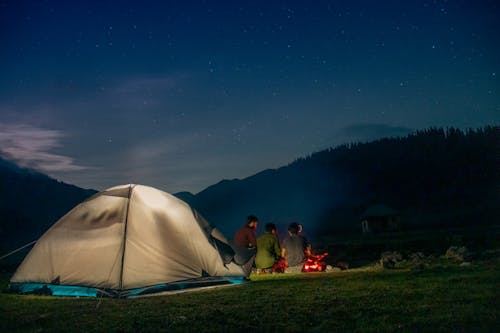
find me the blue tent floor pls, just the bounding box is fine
[9,276,247,298]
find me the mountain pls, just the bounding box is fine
[181,126,500,238]
[173,191,197,204]
[0,158,96,250]
[1,126,498,253]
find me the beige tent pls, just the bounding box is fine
[10,184,248,297]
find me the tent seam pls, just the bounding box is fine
[118,184,134,292]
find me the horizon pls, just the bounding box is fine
[2,124,496,196]
[1,1,499,193]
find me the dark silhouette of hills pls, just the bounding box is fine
[1,126,498,254]
[180,126,499,237]
[0,158,96,250]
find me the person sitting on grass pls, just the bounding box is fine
[281,222,311,273]
[233,215,259,276]
[255,223,281,273]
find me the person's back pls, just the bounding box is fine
[282,222,308,267]
[232,215,258,276]
[233,225,256,249]
[255,223,281,270]
[282,234,307,266]
[233,215,258,249]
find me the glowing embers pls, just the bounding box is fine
[302,253,328,272]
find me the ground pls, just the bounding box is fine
[1,257,499,332]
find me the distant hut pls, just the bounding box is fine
[361,204,400,233]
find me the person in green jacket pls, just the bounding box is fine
[255,223,281,273]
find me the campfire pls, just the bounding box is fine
[269,252,329,273]
[302,252,328,272]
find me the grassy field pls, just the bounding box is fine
[1,257,499,332]
[314,225,500,267]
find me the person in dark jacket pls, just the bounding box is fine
[281,222,310,272]
[233,215,259,276]
[233,215,258,249]
[255,223,281,273]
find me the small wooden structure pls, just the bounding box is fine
[361,204,400,233]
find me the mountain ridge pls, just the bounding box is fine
[178,126,499,237]
[1,125,498,251]
[0,157,97,249]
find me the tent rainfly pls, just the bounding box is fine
[10,184,249,297]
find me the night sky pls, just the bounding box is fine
[0,1,498,193]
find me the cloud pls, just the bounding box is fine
[0,123,89,172]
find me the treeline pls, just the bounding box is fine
[1,126,497,250]
[189,125,499,237]
[0,158,96,250]
[295,126,499,232]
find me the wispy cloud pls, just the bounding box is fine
[0,123,88,172]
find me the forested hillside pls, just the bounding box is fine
[0,158,96,249]
[185,126,499,236]
[1,126,497,250]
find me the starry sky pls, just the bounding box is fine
[0,0,499,193]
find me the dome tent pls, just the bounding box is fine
[10,184,248,297]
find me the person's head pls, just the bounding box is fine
[288,222,299,235]
[265,223,277,234]
[247,215,258,229]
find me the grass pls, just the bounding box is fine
[315,225,500,267]
[1,258,499,332]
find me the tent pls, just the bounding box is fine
[10,184,249,297]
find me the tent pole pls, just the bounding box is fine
[118,184,134,293]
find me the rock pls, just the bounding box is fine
[335,261,349,270]
[445,246,470,262]
[325,265,341,272]
[460,262,472,267]
[380,251,403,269]
[409,252,426,264]
[382,259,395,269]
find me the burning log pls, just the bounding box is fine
[271,257,288,273]
[302,252,328,272]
